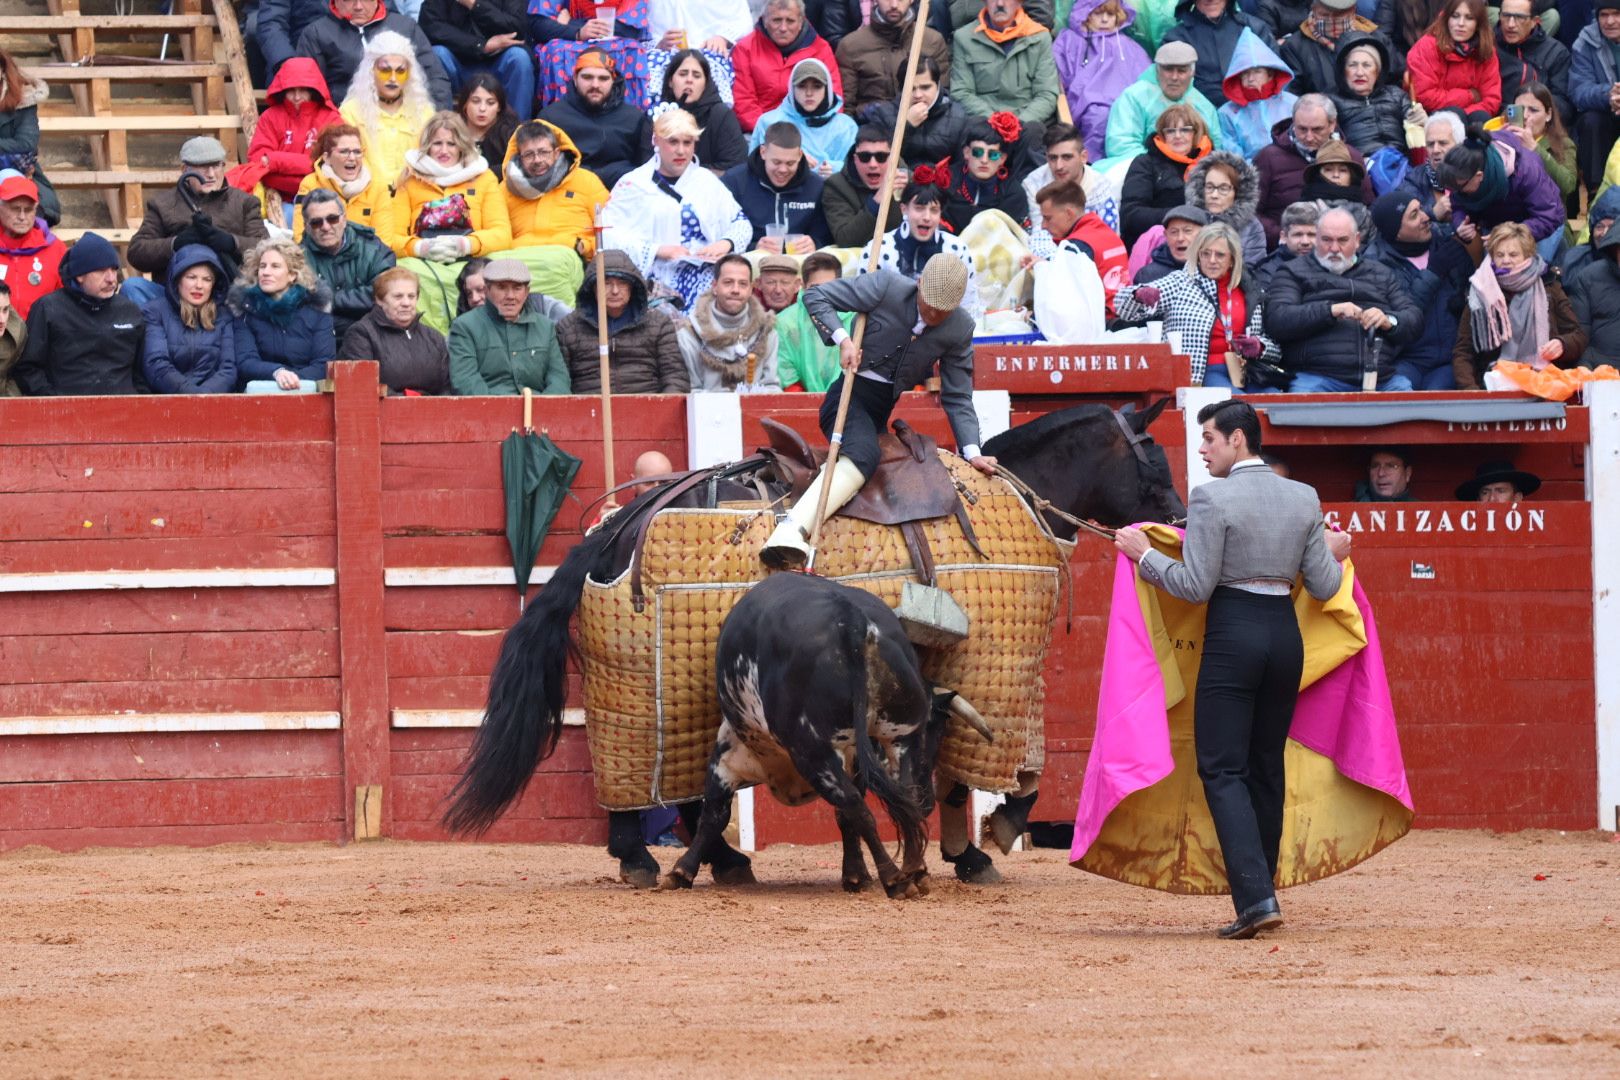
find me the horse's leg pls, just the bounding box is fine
[606,810,660,890]
[937,779,1002,885]
[982,770,1042,855]
[678,798,755,886]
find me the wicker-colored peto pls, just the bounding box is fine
[578,455,1072,811]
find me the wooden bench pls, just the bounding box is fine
[39,114,241,225]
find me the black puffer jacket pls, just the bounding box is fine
[1570,226,1620,368]
[1278,19,1404,98]
[1262,253,1422,385]
[554,250,688,393]
[860,91,970,169]
[537,74,652,189]
[1121,143,1202,247]
[1328,32,1412,158]
[338,306,451,394]
[675,79,749,174]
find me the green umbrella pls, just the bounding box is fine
[502,395,582,598]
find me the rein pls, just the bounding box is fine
[991,464,1117,541]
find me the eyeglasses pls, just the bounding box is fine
[854,150,890,164]
[968,147,1004,161]
[306,213,343,228]
[330,147,364,156]
[1162,125,1196,136]
[1204,182,1234,194]
[1498,11,1533,20]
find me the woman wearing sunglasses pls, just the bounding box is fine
[924,114,1030,234]
[1120,103,1212,247]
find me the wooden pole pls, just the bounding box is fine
[593,206,617,504]
[805,0,932,565]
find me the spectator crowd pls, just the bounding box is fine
[5,0,1620,397]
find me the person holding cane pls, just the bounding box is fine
[759,253,994,569]
[1112,399,1351,939]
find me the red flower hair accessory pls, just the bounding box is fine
[987,111,1023,145]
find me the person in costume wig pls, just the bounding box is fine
[601,104,752,311]
[1112,400,1351,939]
[760,255,994,568]
[338,31,441,184]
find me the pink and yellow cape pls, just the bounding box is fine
[1070,525,1414,893]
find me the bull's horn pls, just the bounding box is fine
[948,694,994,743]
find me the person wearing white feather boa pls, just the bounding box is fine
[601,106,753,310]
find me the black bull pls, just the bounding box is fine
[442,400,1185,887]
[662,573,994,898]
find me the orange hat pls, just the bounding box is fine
[575,49,614,75]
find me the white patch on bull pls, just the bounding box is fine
[712,719,767,791]
[718,662,812,806]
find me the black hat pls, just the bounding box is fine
[1454,460,1541,500]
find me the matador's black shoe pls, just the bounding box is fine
[1218,897,1283,939]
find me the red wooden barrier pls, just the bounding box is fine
[0,364,1602,852]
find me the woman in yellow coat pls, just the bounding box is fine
[292,123,396,243]
[500,119,611,317]
[390,111,514,333]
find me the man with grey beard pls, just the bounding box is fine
[1262,207,1421,393]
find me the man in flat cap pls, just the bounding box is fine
[126,136,268,306]
[761,253,991,568]
[447,258,570,395]
[1105,41,1222,163]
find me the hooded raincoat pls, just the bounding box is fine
[731,16,844,132]
[140,245,258,394]
[1053,0,1153,162]
[1104,64,1222,166]
[247,58,342,200]
[748,58,860,172]
[1217,29,1297,161]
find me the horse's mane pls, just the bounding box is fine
[982,403,1114,462]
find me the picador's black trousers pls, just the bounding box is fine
[1195,587,1304,915]
[819,374,895,478]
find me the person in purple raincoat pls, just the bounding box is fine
[1053,0,1152,162]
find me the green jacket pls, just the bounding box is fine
[948,23,1060,127]
[776,301,850,394]
[301,222,397,340]
[448,302,571,395]
[1102,65,1222,167]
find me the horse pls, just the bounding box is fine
[442,399,1186,887]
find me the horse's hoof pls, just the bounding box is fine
[657,870,695,891]
[842,872,873,893]
[712,862,757,887]
[883,876,922,900]
[620,862,659,890]
[983,808,1022,855]
[910,872,933,897]
[945,844,1003,885]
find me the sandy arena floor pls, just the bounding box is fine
[1,830,1617,1079]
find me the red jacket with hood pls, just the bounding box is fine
[248,57,342,198]
[731,18,843,133]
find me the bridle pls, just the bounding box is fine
[1112,408,1188,529]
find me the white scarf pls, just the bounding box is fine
[404,149,490,188]
[319,160,374,199]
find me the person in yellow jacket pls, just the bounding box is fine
[336,30,438,186]
[292,123,397,244]
[500,118,610,317]
[389,111,513,334]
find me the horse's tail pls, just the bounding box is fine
[441,526,612,836]
[850,620,927,857]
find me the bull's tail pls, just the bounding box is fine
[441,526,612,836]
[849,621,928,856]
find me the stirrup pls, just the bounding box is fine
[760,521,811,570]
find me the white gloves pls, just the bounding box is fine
[416,236,470,263]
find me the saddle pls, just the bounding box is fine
[757,417,984,587]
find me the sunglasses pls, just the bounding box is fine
[306,213,343,228]
[968,147,1003,161]
[854,150,890,164]
[375,64,410,77]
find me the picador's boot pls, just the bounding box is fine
[760,457,865,570]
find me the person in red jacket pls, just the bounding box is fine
[1026,178,1129,313]
[1406,0,1501,119]
[245,57,342,201]
[0,175,65,320]
[730,0,843,133]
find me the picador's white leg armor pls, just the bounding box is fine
[761,457,866,568]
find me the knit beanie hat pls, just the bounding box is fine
[919,253,969,309]
[61,232,121,279]
[1370,191,1412,246]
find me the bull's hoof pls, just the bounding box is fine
[943,844,1003,885]
[620,856,660,891]
[711,861,757,887]
[657,868,696,891]
[983,808,1023,856]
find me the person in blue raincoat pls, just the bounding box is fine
[140,244,260,394]
[1217,28,1298,160]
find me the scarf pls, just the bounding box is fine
[796,87,839,128]
[688,293,774,387]
[319,160,373,199]
[1310,10,1353,42]
[1153,135,1212,172]
[505,152,570,199]
[894,220,944,277]
[977,7,1045,44]
[404,149,489,187]
[243,284,311,328]
[1453,40,1474,58]
[1469,255,1549,364]
[1453,145,1508,216]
